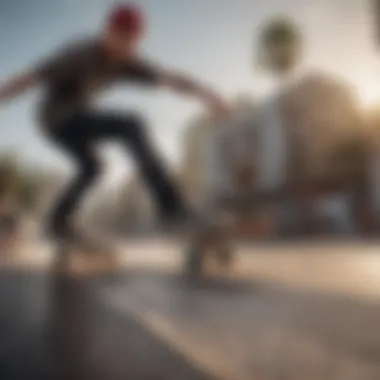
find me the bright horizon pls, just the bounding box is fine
[1,0,380,186]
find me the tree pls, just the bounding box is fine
[0,153,20,198]
[256,16,303,79]
[16,172,46,214]
[0,153,51,216]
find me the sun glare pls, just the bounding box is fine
[357,83,380,108]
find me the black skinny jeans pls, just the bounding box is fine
[47,111,186,237]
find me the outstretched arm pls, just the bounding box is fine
[0,41,79,104]
[0,71,40,103]
[123,60,230,119]
[159,71,229,118]
[160,71,215,98]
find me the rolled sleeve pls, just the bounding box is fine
[35,43,84,82]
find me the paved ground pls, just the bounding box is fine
[1,240,380,380]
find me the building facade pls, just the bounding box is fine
[202,71,366,236]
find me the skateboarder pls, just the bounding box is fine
[0,3,229,244]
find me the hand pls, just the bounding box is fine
[0,72,39,104]
[160,71,232,121]
[208,95,231,121]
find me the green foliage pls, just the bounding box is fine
[17,173,44,212]
[0,153,46,214]
[257,16,303,76]
[0,153,19,196]
[261,17,301,48]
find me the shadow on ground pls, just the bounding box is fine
[1,267,380,380]
[0,271,217,380]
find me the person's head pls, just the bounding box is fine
[102,3,146,59]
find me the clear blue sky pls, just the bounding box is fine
[0,0,378,182]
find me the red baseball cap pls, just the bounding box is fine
[108,3,145,36]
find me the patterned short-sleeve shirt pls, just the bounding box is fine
[36,38,161,129]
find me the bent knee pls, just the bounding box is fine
[120,112,148,140]
[80,159,102,181]
[125,112,146,128]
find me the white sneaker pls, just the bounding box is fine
[53,235,120,277]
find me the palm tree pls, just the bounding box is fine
[256,16,303,81]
